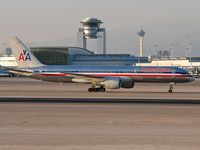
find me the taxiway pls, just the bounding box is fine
[0,77,200,100]
[0,103,200,149]
[0,77,200,149]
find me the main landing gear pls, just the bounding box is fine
[88,86,106,92]
[168,82,175,93]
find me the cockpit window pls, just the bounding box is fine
[182,71,189,74]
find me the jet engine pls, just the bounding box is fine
[100,80,120,89]
[100,78,134,89]
[120,77,134,88]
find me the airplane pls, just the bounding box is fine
[4,37,195,93]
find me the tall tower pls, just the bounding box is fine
[137,27,145,57]
[77,18,106,54]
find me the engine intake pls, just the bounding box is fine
[120,78,134,88]
[100,78,134,89]
[100,80,120,89]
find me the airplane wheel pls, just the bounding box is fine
[96,88,105,92]
[88,88,93,92]
[88,88,106,92]
[101,88,106,92]
[168,89,173,93]
[88,88,99,92]
[96,88,102,92]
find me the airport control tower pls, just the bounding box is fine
[77,18,106,54]
[137,27,146,57]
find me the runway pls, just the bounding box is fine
[0,77,200,101]
[0,103,200,150]
[0,78,200,149]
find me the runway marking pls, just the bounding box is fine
[0,96,200,100]
[0,103,200,109]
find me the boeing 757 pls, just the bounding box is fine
[5,37,194,93]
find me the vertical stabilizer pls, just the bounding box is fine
[9,37,44,68]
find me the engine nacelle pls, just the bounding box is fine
[100,80,120,89]
[120,78,134,88]
[100,78,134,89]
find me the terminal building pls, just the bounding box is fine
[0,47,200,76]
[31,47,148,66]
[0,47,148,67]
[136,57,200,74]
[0,55,17,67]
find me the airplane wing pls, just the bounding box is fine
[63,73,106,84]
[0,65,106,83]
[64,72,124,90]
[0,66,33,77]
[8,69,33,77]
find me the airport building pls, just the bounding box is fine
[1,46,200,70]
[136,57,200,74]
[31,47,148,66]
[0,55,17,76]
[0,55,17,67]
[1,47,200,76]
[136,57,200,68]
[0,47,148,67]
[30,47,91,65]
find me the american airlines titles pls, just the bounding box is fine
[140,67,171,73]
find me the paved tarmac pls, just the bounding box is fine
[0,103,200,150]
[0,77,200,149]
[0,77,200,100]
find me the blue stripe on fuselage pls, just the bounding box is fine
[24,65,189,75]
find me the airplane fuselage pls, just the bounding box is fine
[13,65,194,83]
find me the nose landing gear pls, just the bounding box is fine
[168,82,175,93]
[169,87,173,93]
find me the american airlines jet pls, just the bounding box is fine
[6,37,194,93]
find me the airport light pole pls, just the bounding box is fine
[189,43,192,68]
[186,44,192,69]
[169,43,174,66]
[170,43,174,59]
[161,46,164,59]
[154,44,158,58]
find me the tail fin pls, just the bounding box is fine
[9,37,44,68]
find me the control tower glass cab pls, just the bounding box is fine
[81,18,103,39]
[77,18,106,54]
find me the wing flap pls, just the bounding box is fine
[67,73,105,83]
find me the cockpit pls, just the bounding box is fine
[174,67,190,75]
[181,71,189,74]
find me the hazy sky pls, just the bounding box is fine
[0,0,200,56]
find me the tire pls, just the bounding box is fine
[88,88,93,92]
[101,88,106,92]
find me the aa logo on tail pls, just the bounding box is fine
[18,49,31,61]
